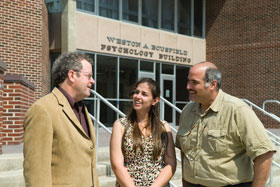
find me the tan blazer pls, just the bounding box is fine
[23,88,100,187]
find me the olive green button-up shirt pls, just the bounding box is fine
[176,90,276,186]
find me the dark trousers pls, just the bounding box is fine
[184,180,252,187]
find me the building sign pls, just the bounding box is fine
[100,36,192,64]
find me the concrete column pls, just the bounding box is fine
[61,0,77,53]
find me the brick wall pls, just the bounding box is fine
[0,0,50,99]
[206,0,280,128]
[2,75,35,145]
[0,60,7,153]
[0,0,49,148]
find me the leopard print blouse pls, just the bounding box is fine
[115,117,169,187]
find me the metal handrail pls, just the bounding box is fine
[242,99,280,144]
[243,99,280,123]
[263,100,280,111]
[159,96,183,134]
[262,100,280,123]
[160,96,183,114]
[89,89,126,117]
[89,114,112,134]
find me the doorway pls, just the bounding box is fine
[161,74,175,126]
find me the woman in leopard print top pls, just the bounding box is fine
[110,78,176,187]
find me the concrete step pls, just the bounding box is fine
[96,146,110,162]
[0,153,23,172]
[2,145,280,187]
[98,175,116,187]
[0,163,115,187]
[97,162,114,177]
[267,175,280,187]
[0,147,111,171]
[0,149,113,187]
[0,169,25,187]
[170,178,182,187]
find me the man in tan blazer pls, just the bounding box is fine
[23,52,99,187]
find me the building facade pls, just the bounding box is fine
[0,0,49,152]
[47,0,206,127]
[0,0,279,153]
[206,0,280,128]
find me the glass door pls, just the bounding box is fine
[160,74,175,126]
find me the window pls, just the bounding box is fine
[162,64,174,74]
[140,61,154,72]
[77,0,95,12]
[96,55,117,98]
[119,58,138,99]
[175,65,190,125]
[178,0,191,36]
[96,55,118,126]
[176,65,189,102]
[194,0,203,37]
[45,0,62,13]
[74,0,205,38]
[142,0,158,28]
[99,0,119,20]
[122,0,138,22]
[83,53,95,115]
[119,58,138,115]
[50,51,61,89]
[161,0,174,30]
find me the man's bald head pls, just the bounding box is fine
[194,61,218,70]
[191,61,222,90]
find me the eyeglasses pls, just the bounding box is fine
[81,72,93,80]
[74,70,93,80]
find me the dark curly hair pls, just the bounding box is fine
[52,51,93,87]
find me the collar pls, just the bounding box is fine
[58,87,83,109]
[191,89,225,115]
[209,89,224,112]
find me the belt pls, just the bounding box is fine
[184,180,252,187]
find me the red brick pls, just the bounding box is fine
[206,0,280,128]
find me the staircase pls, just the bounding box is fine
[0,146,115,187]
[0,146,183,187]
[0,153,24,187]
[0,129,279,187]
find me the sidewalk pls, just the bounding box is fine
[2,143,23,154]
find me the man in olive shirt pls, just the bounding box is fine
[176,62,276,186]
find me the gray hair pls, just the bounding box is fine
[204,67,222,90]
[52,51,93,87]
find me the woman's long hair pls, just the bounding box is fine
[122,78,168,161]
